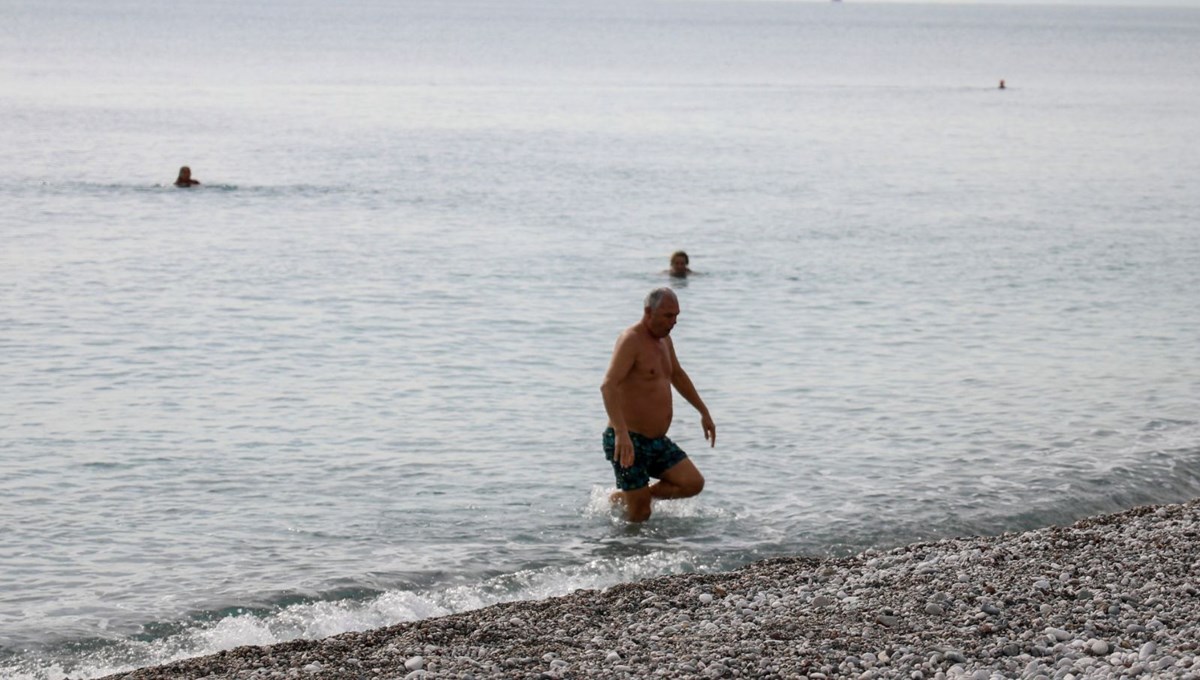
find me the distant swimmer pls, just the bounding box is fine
[600,287,715,522]
[174,166,200,187]
[666,250,693,278]
[999,79,1006,90]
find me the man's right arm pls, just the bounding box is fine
[600,331,637,468]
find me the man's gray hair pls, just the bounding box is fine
[644,287,677,311]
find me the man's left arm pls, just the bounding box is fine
[668,339,716,447]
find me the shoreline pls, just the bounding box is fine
[103,499,1200,679]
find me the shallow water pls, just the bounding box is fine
[2,1,1200,677]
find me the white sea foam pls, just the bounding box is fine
[2,550,707,680]
[584,485,733,521]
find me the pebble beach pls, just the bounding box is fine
[100,498,1200,680]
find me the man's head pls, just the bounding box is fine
[177,166,191,181]
[642,287,679,339]
[669,251,690,277]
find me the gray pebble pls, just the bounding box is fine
[1046,628,1071,642]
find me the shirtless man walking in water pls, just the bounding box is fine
[600,288,715,522]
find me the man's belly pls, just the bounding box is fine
[619,390,673,438]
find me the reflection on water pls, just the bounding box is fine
[3,0,1200,677]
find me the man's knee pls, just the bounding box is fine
[661,458,704,498]
[676,470,704,497]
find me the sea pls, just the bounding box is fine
[2,0,1199,677]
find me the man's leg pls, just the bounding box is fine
[613,487,653,522]
[613,459,701,522]
[651,458,704,499]
[604,428,652,521]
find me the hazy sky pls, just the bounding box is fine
[845,0,1200,5]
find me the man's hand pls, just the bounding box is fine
[615,430,635,468]
[702,413,716,447]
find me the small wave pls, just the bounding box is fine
[0,550,707,680]
[583,484,733,522]
[24,181,382,195]
[1141,417,1199,434]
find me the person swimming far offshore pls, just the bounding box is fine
[666,250,694,278]
[174,166,200,187]
[600,287,715,522]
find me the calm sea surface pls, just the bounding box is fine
[2,1,1199,677]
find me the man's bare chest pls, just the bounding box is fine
[631,342,671,382]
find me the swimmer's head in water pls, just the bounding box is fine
[669,251,690,277]
[175,165,199,187]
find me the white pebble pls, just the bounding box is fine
[405,656,424,671]
[1046,628,1071,642]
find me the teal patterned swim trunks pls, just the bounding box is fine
[602,427,688,491]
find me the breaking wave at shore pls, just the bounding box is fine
[29,498,1200,679]
[7,474,1200,680]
